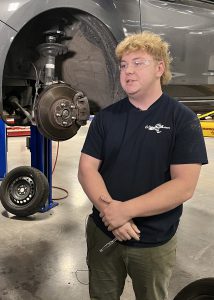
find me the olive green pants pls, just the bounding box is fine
[86,216,176,300]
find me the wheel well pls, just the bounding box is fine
[2,8,124,124]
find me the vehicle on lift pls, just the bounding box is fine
[0,1,214,297]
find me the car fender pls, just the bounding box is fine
[1,0,127,40]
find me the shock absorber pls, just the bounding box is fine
[37,29,68,85]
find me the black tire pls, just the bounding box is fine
[0,166,49,217]
[174,278,214,300]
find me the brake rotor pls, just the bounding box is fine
[34,83,82,141]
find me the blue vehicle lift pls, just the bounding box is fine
[30,125,58,212]
[0,119,7,180]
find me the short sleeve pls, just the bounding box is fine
[81,113,104,160]
[170,116,208,165]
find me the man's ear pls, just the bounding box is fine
[157,60,165,78]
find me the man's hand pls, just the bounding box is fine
[112,220,140,242]
[99,196,130,230]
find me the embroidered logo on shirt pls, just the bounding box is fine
[145,123,170,134]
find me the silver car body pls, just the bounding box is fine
[0,0,214,126]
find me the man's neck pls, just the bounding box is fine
[128,88,163,111]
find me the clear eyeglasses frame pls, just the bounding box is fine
[119,59,153,72]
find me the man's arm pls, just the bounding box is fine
[101,163,202,230]
[78,153,140,241]
[78,153,110,213]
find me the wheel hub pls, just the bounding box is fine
[54,99,76,127]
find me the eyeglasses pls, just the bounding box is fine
[119,59,152,72]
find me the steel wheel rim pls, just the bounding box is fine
[9,176,35,206]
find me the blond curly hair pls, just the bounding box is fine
[115,31,172,85]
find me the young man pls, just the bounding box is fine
[78,31,208,300]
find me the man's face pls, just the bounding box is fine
[119,50,164,98]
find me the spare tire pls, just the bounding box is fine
[0,166,49,217]
[174,278,214,300]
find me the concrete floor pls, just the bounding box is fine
[0,124,214,300]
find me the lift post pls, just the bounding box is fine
[0,119,7,180]
[30,125,58,212]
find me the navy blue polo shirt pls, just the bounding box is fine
[81,94,208,247]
